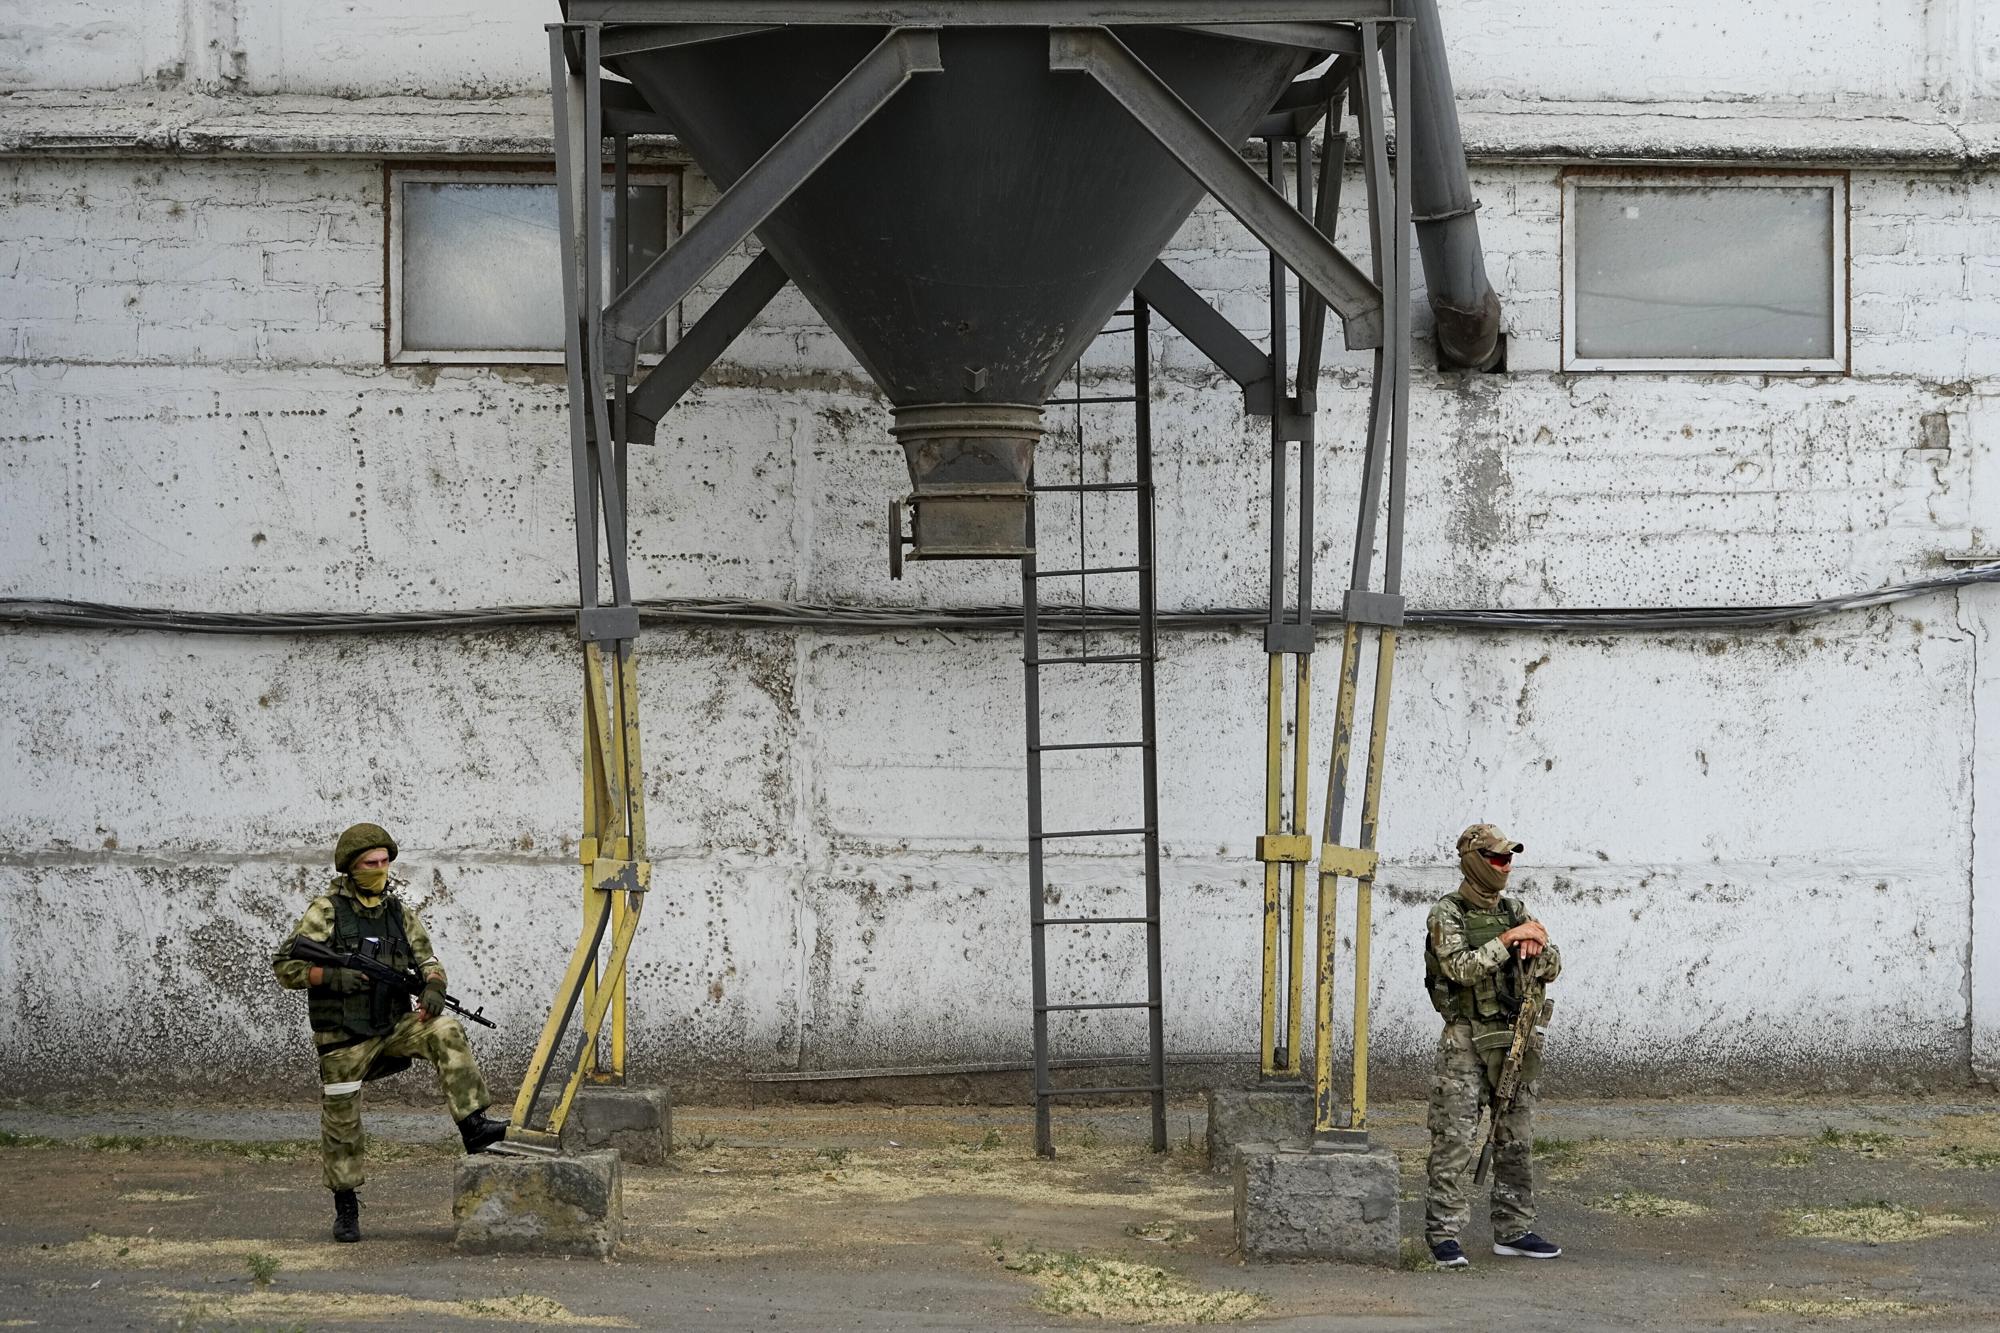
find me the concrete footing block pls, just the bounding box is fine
[1206,1086,1313,1174]
[1234,1147,1399,1265]
[453,1149,622,1257]
[559,1085,673,1166]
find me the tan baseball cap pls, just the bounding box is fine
[1456,823,1524,855]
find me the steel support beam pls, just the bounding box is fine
[1311,19,1411,1151]
[626,251,792,441]
[1173,22,1360,55]
[598,23,779,56]
[1133,261,1275,415]
[1048,26,1382,350]
[599,26,942,374]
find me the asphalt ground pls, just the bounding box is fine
[2,1096,1998,1331]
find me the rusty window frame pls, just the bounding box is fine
[1559,167,1850,376]
[384,161,683,366]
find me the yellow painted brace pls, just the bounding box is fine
[1257,652,1315,1079]
[1255,834,1313,863]
[1310,627,1398,1135]
[508,640,650,1140]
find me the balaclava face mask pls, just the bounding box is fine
[1458,848,1506,910]
[349,865,390,905]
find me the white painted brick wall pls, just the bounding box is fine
[0,0,1975,112]
[0,140,1994,1092]
[1,160,383,366]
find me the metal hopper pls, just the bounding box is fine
[608,26,1312,556]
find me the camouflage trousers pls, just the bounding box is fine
[315,1013,491,1192]
[1423,1020,1537,1245]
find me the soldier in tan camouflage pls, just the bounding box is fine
[1422,823,1563,1267]
[272,823,507,1243]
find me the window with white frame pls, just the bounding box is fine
[1561,171,1847,374]
[388,167,682,364]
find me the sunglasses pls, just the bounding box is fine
[1481,851,1514,866]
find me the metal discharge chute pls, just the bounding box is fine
[513,3,1494,1157]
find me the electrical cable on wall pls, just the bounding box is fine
[2,563,1994,638]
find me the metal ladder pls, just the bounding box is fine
[1022,299,1167,1159]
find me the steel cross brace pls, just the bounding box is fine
[600,26,943,373]
[1048,26,1382,350]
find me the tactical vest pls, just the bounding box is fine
[1424,893,1529,1023]
[305,889,416,1040]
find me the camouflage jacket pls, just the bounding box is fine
[271,876,447,992]
[1425,888,1561,995]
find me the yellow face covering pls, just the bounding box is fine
[349,866,390,903]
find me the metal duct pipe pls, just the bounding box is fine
[1395,0,1505,371]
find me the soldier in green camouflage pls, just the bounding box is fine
[1422,823,1564,1267]
[272,823,508,1243]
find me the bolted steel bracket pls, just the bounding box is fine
[1255,833,1314,863]
[889,499,912,579]
[577,605,641,643]
[1319,844,1379,880]
[1342,589,1405,628]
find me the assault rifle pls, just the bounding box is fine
[1473,959,1550,1184]
[286,935,497,1030]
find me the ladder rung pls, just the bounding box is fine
[1031,482,1144,494]
[1060,394,1139,405]
[1033,564,1146,579]
[1028,654,1148,666]
[1038,1000,1158,1013]
[1037,915,1154,927]
[1039,1084,1164,1099]
[1031,740,1146,752]
[1035,826,1150,840]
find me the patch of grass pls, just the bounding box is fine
[815,1146,849,1167]
[1744,1297,1932,1320]
[1590,1191,1708,1219]
[1936,1144,2000,1170]
[245,1253,280,1289]
[1775,1147,1815,1168]
[1780,1201,1981,1244]
[169,1299,308,1333]
[161,1287,623,1329]
[0,1130,60,1149]
[680,1130,718,1153]
[974,1129,1004,1153]
[1817,1127,1894,1154]
[1532,1137,1581,1168]
[998,1248,1262,1324]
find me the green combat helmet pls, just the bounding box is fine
[333,823,399,874]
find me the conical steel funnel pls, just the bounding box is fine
[610,26,1309,557]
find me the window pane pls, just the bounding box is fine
[399,181,673,356]
[1571,184,1836,362]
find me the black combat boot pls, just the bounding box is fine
[457,1108,508,1155]
[332,1188,361,1244]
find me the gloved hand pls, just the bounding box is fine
[420,982,448,1020]
[319,967,369,995]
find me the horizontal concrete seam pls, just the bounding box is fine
[0,848,807,870]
